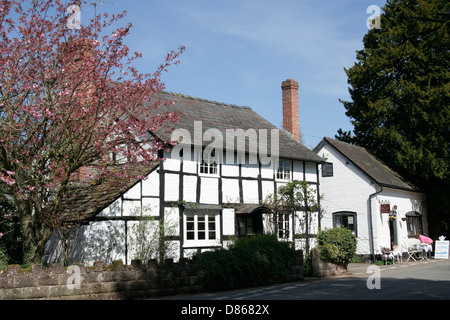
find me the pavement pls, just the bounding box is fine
[328,257,445,278]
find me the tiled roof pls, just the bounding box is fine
[315,137,418,191]
[57,90,323,221]
[147,91,323,163]
[57,163,158,223]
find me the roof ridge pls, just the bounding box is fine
[325,137,363,149]
[324,137,417,190]
[163,91,253,110]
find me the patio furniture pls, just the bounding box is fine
[420,243,433,260]
[381,247,394,265]
[392,248,403,264]
[407,244,421,261]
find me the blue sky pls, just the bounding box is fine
[82,0,387,149]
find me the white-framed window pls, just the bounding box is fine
[184,212,219,246]
[277,213,290,239]
[333,211,357,236]
[276,159,291,180]
[199,150,218,175]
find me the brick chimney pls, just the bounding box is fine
[281,79,300,142]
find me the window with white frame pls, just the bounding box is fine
[276,159,291,180]
[333,211,357,235]
[277,213,290,239]
[199,150,218,175]
[185,212,218,244]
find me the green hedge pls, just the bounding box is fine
[195,235,296,290]
[317,227,357,269]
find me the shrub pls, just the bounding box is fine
[195,235,295,290]
[317,227,356,269]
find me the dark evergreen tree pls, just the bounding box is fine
[0,186,22,267]
[338,0,449,238]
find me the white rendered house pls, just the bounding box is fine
[314,137,428,261]
[45,80,324,265]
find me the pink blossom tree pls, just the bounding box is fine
[0,0,184,263]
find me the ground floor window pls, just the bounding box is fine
[238,216,254,236]
[277,213,290,239]
[237,213,263,238]
[185,212,218,243]
[406,211,423,237]
[333,211,357,235]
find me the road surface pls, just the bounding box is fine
[160,258,450,300]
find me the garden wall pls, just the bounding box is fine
[0,259,202,300]
[1,253,304,300]
[311,248,347,278]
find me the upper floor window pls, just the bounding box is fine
[199,150,218,175]
[322,162,333,177]
[276,159,291,180]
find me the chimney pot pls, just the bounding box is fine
[281,79,300,142]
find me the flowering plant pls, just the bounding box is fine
[0,0,184,262]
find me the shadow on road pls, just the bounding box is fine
[293,276,450,300]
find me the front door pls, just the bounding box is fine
[389,219,397,249]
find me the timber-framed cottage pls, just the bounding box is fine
[45,79,324,264]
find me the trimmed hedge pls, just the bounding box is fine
[195,235,296,290]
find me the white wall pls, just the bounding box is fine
[316,143,427,257]
[317,143,376,255]
[72,147,321,265]
[373,188,427,252]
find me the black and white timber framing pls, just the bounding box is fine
[45,91,324,264]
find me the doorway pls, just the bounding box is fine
[236,206,268,238]
[389,219,398,249]
[237,213,263,238]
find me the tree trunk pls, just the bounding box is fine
[19,202,53,265]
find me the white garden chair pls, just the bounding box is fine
[380,247,394,265]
